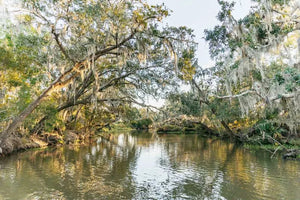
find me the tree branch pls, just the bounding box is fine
[51,27,75,64]
[212,90,257,99]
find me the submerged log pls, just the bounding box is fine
[283,149,300,160]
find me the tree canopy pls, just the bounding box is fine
[0,0,299,155]
[163,0,300,143]
[0,0,196,154]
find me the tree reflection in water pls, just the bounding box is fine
[0,132,300,199]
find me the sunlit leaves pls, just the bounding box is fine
[0,0,197,133]
[178,49,196,81]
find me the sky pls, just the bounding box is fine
[145,0,253,107]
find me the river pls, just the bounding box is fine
[0,132,299,200]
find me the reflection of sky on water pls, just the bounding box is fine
[0,132,300,200]
[134,144,172,198]
[132,141,226,199]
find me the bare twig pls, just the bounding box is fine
[271,146,281,159]
[51,27,75,64]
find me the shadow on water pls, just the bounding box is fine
[0,132,300,200]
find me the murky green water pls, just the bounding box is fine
[0,132,299,200]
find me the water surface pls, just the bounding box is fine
[0,132,299,199]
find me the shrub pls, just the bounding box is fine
[130,118,153,130]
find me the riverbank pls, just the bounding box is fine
[156,115,300,160]
[0,123,135,157]
[1,132,300,200]
[1,121,299,160]
[0,129,98,157]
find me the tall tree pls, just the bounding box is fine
[203,0,300,137]
[0,0,196,153]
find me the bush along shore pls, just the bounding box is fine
[0,117,299,160]
[157,115,214,135]
[0,119,150,156]
[156,115,300,160]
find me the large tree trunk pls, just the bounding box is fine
[191,79,234,137]
[0,31,142,156]
[0,88,51,155]
[0,61,83,154]
[1,85,53,140]
[0,31,137,152]
[210,107,235,137]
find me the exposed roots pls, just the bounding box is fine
[0,135,41,156]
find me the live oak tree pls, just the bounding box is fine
[162,0,300,141]
[0,0,196,154]
[200,0,300,138]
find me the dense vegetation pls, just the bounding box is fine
[162,0,300,149]
[0,0,196,154]
[0,0,299,156]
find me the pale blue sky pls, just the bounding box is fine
[148,0,252,67]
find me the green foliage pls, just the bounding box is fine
[230,61,240,70]
[214,99,240,119]
[157,124,182,133]
[123,107,141,122]
[216,0,235,22]
[274,73,285,85]
[201,0,300,140]
[253,0,291,6]
[16,85,32,112]
[130,118,153,130]
[255,120,287,138]
[251,69,262,81]
[165,92,202,117]
[178,48,197,81]
[270,0,290,6]
[43,106,63,132]
[204,25,228,58]
[272,66,300,91]
[0,0,197,137]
